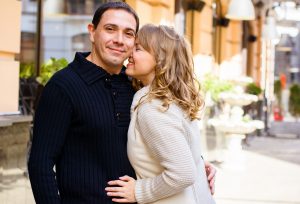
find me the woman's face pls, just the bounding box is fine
[125,39,156,86]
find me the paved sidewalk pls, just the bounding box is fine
[0,168,34,204]
[214,136,300,204]
[1,136,300,203]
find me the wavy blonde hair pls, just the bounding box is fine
[134,24,204,120]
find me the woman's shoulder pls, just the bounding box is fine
[138,98,184,120]
[133,86,149,103]
[132,87,189,119]
[131,86,150,113]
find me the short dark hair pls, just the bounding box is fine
[92,1,139,32]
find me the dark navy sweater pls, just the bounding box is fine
[28,52,136,204]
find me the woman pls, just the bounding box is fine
[105,24,216,204]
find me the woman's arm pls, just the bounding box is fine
[107,101,198,203]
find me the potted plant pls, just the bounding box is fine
[36,57,68,86]
[245,82,262,96]
[19,62,38,115]
[272,79,284,121]
[19,57,69,114]
[244,82,263,120]
[20,62,35,79]
[34,57,68,108]
[202,74,234,102]
[274,80,282,104]
[289,83,300,121]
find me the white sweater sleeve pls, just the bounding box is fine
[134,101,197,204]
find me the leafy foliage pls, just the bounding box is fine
[202,74,234,102]
[245,83,262,96]
[289,83,300,118]
[36,57,68,86]
[274,80,282,104]
[20,62,35,79]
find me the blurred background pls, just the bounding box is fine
[1,0,300,203]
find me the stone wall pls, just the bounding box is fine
[0,116,32,178]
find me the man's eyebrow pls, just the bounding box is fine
[125,28,135,32]
[103,23,117,27]
[103,23,136,32]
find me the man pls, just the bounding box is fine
[28,2,215,204]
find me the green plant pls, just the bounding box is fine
[289,83,300,119]
[245,83,262,96]
[202,74,234,102]
[36,57,68,86]
[20,62,35,79]
[274,79,282,104]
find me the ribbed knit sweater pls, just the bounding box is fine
[127,86,216,204]
[28,52,136,204]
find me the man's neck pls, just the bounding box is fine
[86,52,122,75]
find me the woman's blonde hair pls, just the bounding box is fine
[134,24,204,120]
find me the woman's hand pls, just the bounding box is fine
[106,175,137,203]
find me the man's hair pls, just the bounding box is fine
[92,1,139,32]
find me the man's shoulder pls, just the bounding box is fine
[49,64,79,86]
[51,65,74,79]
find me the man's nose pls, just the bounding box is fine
[113,31,124,44]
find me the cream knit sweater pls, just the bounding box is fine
[127,86,215,204]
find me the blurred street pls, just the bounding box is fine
[1,135,300,204]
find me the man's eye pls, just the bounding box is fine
[106,27,114,31]
[126,32,135,37]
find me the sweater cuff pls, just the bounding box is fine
[135,179,146,204]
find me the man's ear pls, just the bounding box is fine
[87,23,95,43]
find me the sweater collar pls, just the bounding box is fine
[131,85,150,113]
[71,52,127,85]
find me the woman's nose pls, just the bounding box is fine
[128,55,133,63]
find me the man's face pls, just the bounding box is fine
[88,9,136,72]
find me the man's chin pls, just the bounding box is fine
[112,56,127,64]
[107,60,125,69]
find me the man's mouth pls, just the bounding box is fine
[108,47,125,54]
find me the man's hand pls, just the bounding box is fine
[205,161,216,195]
[106,175,136,203]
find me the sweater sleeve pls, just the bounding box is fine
[28,81,72,204]
[134,101,197,204]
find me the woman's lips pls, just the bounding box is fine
[126,63,134,68]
